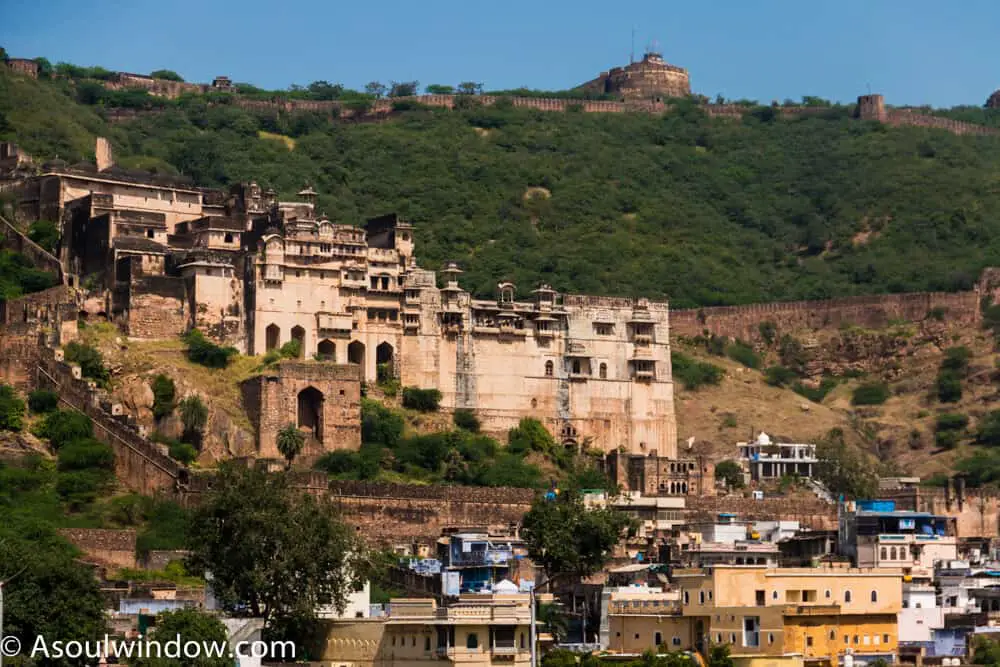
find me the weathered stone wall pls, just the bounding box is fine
[35,347,182,495]
[882,486,1000,538]
[240,361,362,460]
[671,290,980,344]
[0,214,63,280]
[141,550,190,570]
[685,494,836,530]
[58,528,137,569]
[327,481,535,544]
[123,275,188,339]
[0,285,77,389]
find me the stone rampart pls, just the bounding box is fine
[671,290,980,343]
[0,285,76,389]
[886,110,1000,137]
[35,347,182,495]
[124,275,188,339]
[327,481,535,544]
[0,214,63,280]
[58,528,137,569]
[686,494,836,530]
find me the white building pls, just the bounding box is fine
[737,432,818,481]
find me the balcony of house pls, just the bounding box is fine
[533,315,557,338]
[404,289,422,305]
[629,343,654,359]
[567,357,591,381]
[340,274,368,289]
[629,360,656,381]
[749,459,817,481]
[403,315,420,331]
[316,312,353,337]
[782,604,841,617]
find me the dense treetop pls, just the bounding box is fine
[5,67,1000,306]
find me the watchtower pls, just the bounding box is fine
[857,94,887,122]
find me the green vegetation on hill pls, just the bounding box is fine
[9,67,1000,306]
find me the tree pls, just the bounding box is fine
[0,383,25,431]
[520,490,634,589]
[0,526,108,665]
[64,341,110,386]
[389,81,419,97]
[150,69,184,82]
[977,410,1000,447]
[277,423,305,469]
[27,219,59,252]
[364,81,387,98]
[33,56,52,78]
[151,373,177,420]
[133,609,230,667]
[183,329,238,368]
[401,387,442,412]
[426,84,455,95]
[453,408,480,432]
[851,382,890,406]
[457,81,483,95]
[35,409,93,450]
[179,395,208,448]
[185,464,364,629]
[707,644,735,667]
[815,428,878,499]
[28,389,59,414]
[714,460,744,488]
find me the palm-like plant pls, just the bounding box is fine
[277,423,305,469]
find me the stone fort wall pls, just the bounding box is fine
[686,494,836,530]
[671,290,981,344]
[327,481,535,544]
[57,528,137,569]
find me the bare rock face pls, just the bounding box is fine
[119,375,155,428]
[200,409,256,463]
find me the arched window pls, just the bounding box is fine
[683,591,690,605]
[880,547,888,561]
[466,634,479,649]
[572,359,581,374]
[871,590,878,603]
[545,360,553,377]
[845,591,852,603]
[825,590,831,599]
[599,362,608,379]
[890,547,897,561]
[655,632,663,647]
[699,591,705,604]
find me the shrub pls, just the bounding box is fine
[277,423,305,467]
[36,410,93,450]
[759,321,777,346]
[715,460,744,488]
[977,410,1000,447]
[927,307,947,321]
[935,430,961,450]
[936,413,969,432]
[453,408,480,432]
[936,371,963,403]
[278,339,301,359]
[671,352,723,390]
[851,382,890,406]
[401,387,442,412]
[314,450,359,475]
[941,346,973,374]
[168,442,198,465]
[56,469,110,507]
[764,365,797,387]
[151,374,176,420]
[57,439,115,471]
[0,384,25,431]
[793,377,837,403]
[28,389,59,414]
[178,395,208,447]
[361,399,405,446]
[725,341,761,369]
[64,341,110,386]
[508,417,557,456]
[182,329,238,368]
[27,219,59,252]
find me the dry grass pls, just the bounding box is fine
[257,131,296,150]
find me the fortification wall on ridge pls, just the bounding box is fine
[671,290,980,343]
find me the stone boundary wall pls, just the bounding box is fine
[35,347,182,495]
[886,110,1000,137]
[0,213,63,280]
[0,285,76,389]
[686,495,836,530]
[671,290,980,343]
[327,481,535,543]
[58,528,137,569]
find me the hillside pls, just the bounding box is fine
[7,68,1000,307]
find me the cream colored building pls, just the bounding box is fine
[313,593,538,667]
[600,585,694,654]
[674,565,903,666]
[242,190,677,455]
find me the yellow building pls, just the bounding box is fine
[674,566,902,667]
[313,592,541,667]
[602,586,696,655]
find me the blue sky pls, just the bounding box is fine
[3,0,998,107]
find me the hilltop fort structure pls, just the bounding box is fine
[578,50,691,101]
[1,142,684,471]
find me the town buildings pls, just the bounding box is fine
[737,432,818,482]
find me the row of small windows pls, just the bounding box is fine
[880,546,910,561]
[389,633,526,650]
[544,360,608,378]
[684,589,878,604]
